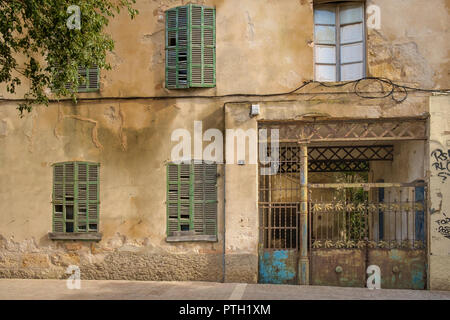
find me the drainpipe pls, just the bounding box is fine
[299,142,309,285]
[222,163,226,283]
[222,103,227,283]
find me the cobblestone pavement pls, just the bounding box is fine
[0,279,449,300]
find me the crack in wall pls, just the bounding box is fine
[54,108,103,150]
[118,104,127,151]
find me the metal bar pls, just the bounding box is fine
[299,143,309,285]
[308,182,426,188]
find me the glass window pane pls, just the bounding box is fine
[314,7,336,25]
[341,62,364,81]
[340,23,363,44]
[341,43,363,64]
[339,4,363,24]
[316,65,336,82]
[315,25,336,44]
[315,45,336,64]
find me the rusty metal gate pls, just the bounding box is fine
[258,144,302,284]
[258,118,428,288]
[258,142,427,288]
[309,182,427,289]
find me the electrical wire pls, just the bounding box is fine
[0,77,448,104]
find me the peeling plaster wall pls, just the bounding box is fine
[0,101,225,281]
[0,0,449,284]
[428,96,450,291]
[371,141,426,184]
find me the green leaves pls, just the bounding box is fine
[0,0,138,116]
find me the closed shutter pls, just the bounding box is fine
[52,162,99,233]
[167,163,180,235]
[87,65,100,90]
[165,5,215,89]
[64,65,99,92]
[77,163,88,232]
[87,163,99,232]
[189,5,215,87]
[193,163,217,235]
[53,164,64,232]
[167,161,217,237]
[165,6,189,89]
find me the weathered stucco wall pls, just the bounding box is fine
[371,141,426,183]
[0,0,449,285]
[428,95,450,291]
[0,100,225,281]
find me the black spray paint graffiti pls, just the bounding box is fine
[431,149,450,182]
[436,213,450,240]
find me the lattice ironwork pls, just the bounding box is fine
[260,117,427,142]
[308,183,427,250]
[308,160,369,172]
[309,145,393,161]
[276,144,392,173]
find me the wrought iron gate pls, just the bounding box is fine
[309,182,427,289]
[258,144,302,284]
[258,139,428,289]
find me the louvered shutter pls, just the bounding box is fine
[64,65,99,92]
[193,163,217,235]
[165,6,189,89]
[87,65,100,90]
[165,5,215,89]
[77,66,88,91]
[52,164,64,232]
[77,163,88,232]
[167,163,180,235]
[167,161,217,237]
[52,162,99,233]
[189,5,215,87]
[87,163,99,232]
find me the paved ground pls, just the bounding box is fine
[1,279,450,300]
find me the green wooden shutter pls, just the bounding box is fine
[167,163,180,235]
[64,65,99,92]
[193,163,217,235]
[77,163,88,232]
[165,5,215,89]
[52,162,99,233]
[167,163,179,235]
[165,6,189,89]
[52,164,64,232]
[167,161,217,237]
[189,5,215,87]
[87,163,99,232]
[87,65,100,90]
[77,66,88,91]
[64,162,75,232]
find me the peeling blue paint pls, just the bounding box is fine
[259,250,296,284]
[412,270,425,288]
[390,249,401,261]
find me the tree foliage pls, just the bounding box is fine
[0,0,138,116]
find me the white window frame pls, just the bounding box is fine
[314,2,367,82]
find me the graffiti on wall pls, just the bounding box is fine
[431,149,450,182]
[435,213,450,240]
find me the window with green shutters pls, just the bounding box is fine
[165,4,216,89]
[52,162,100,233]
[64,65,100,92]
[166,161,218,239]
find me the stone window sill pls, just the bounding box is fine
[166,235,217,242]
[48,232,102,241]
